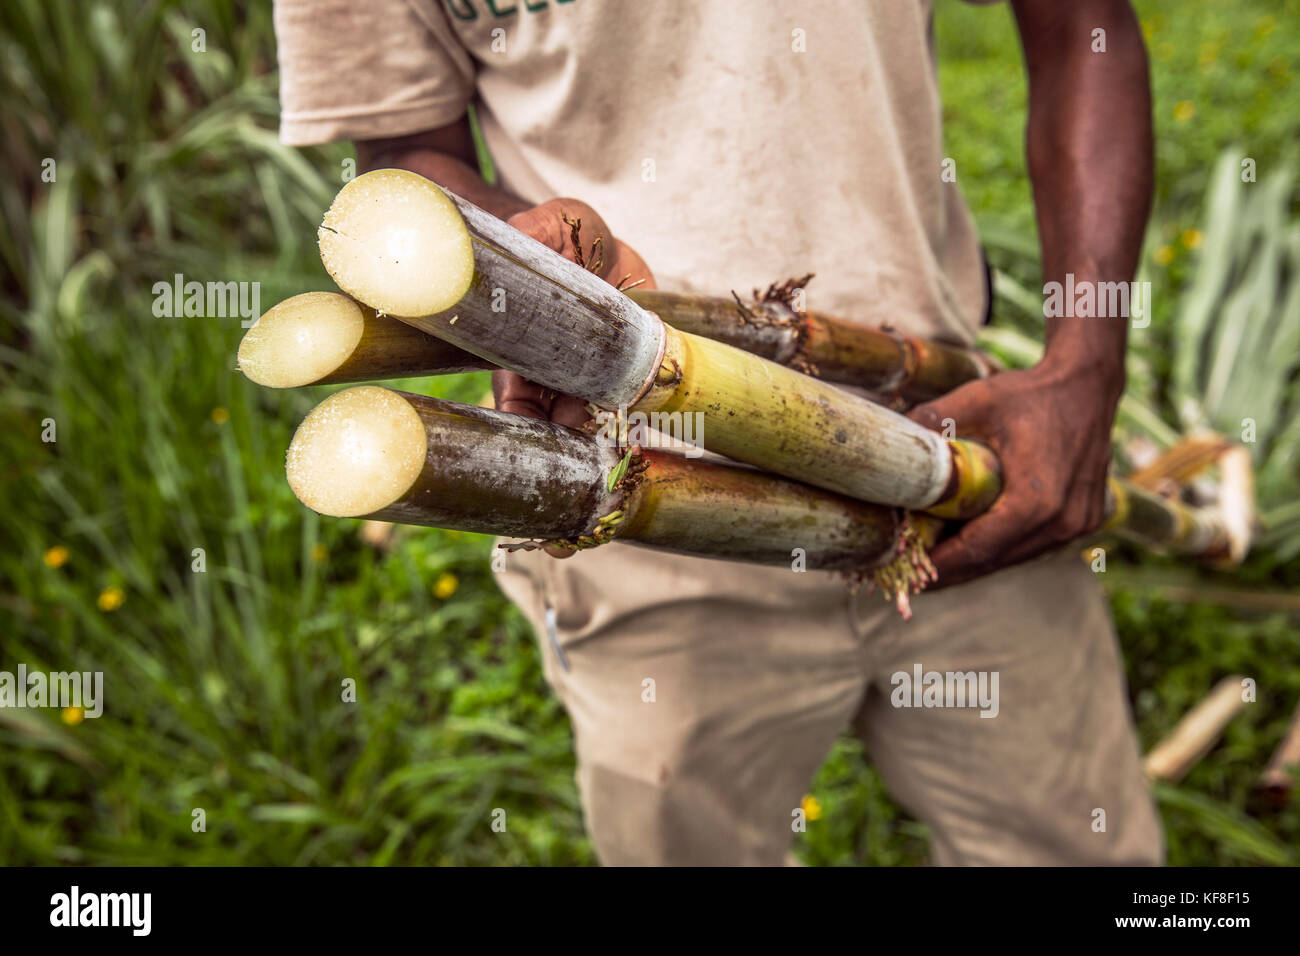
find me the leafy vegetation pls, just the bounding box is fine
[0,0,1295,865]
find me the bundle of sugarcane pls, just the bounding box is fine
[242,169,1253,612]
[310,170,1251,528]
[237,290,956,611]
[238,292,951,613]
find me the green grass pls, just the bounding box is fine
[0,0,1296,866]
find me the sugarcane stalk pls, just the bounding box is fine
[237,291,489,388]
[628,288,995,402]
[285,385,905,573]
[1256,701,1300,808]
[245,285,994,402]
[1213,445,1255,566]
[1125,432,1233,491]
[1098,437,1254,562]
[318,169,996,518]
[1103,478,1227,558]
[1144,676,1249,783]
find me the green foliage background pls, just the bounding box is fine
[0,0,1296,865]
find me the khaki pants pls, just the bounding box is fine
[497,541,1163,866]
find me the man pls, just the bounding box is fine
[275,0,1160,865]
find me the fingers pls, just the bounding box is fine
[906,380,989,437]
[498,199,647,430]
[507,198,608,265]
[492,369,549,420]
[924,468,1110,589]
[550,393,593,430]
[505,204,569,255]
[925,500,1052,589]
[506,198,657,298]
[905,398,949,432]
[607,239,657,290]
[491,371,581,559]
[492,369,592,430]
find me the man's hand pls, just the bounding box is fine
[493,198,655,428]
[490,199,655,558]
[907,357,1121,588]
[909,0,1151,588]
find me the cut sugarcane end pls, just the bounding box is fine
[1215,445,1255,565]
[237,292,365,388]
[286,386,427,518]
[319,168,475,317]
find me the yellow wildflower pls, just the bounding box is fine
[801,794,823,821]
[97,586,125,612]
[44,546,69,569]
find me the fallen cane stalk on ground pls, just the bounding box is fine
[1257,702,1300,807]
[1145,675,1250,783]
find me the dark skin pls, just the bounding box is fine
[356,0,1152,586]
[907,0,1152,586]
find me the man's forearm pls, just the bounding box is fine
[356,120,531,221]
[1013,0,1153,394]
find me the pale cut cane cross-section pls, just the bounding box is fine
[319,168,475,318]
[238,292,364,388]
[286,386,427,518]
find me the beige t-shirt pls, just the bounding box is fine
[275,0,991,345]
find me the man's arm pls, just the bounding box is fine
[356,118,655,427]
[1018,0,1153,380]
[908,0,1153,587]
[357,119,531,220]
